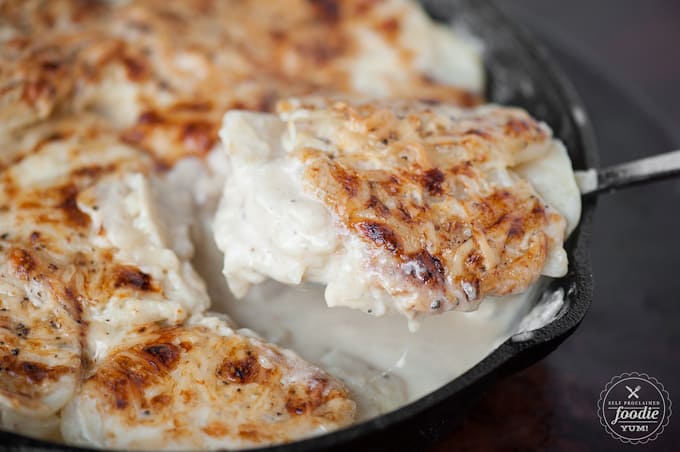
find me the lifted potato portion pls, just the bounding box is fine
[216,98,575,321]
[61,318,355,450]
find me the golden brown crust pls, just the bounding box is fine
[0,241,81,428]
[280,98,566,314]
[0,115,173,427]
[0,0,480,164]
[64,323,355,449]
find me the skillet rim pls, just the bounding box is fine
[0,0,598,450]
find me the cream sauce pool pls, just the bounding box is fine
[196,223,544,421]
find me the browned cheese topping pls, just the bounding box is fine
[0,0,480,165]
[62,322,355,449]
[279,98,567,314]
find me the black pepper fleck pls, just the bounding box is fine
[15,323,29,337]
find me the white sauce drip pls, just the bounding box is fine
[512,288,565,342]
[575,168,598,194]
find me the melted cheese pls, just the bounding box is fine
[61,316,355,450]
[214,102,579,326]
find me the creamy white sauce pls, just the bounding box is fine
[208,277,542,421]
[200,210,543,420]
[512,287,565,342]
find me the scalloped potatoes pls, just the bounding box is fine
[215,98,579,323]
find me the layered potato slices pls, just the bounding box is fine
[215,98,580,321]
[61,319,355,450]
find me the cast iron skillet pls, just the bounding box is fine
[1,0,598,450]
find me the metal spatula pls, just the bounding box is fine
[579,149,680,196]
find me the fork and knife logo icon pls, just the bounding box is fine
[598,373,671,444]
[626,385,641,399]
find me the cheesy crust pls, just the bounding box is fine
[1,0,482,164]
[62,319,355,450]
[216,98,570,318]
[283,98,568,314]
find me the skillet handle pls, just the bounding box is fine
[579,149,680,196]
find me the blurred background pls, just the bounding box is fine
[432,1,680,450]
[504,0,680,143]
